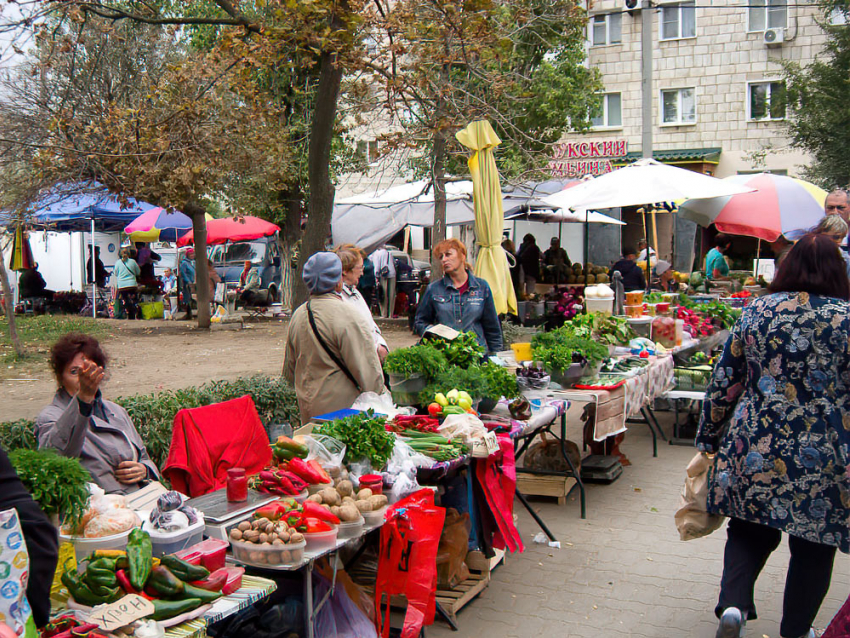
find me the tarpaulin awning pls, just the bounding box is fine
[177,216,280,247]
[616,148,723,166]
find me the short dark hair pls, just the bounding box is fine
[714,233,732,250]
[769,233,850,301]
[523,234,535,242]
[50,333,108,380]
[622,245,637,257]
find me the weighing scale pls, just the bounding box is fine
[186,488,278,541]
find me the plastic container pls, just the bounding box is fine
[675,319,685,346]
[221,566,245,595]
[651,316,677,348]
[302,527,339,552]
[655,302,671,315]
[625,291,644,306]
[141,512,206,557]
[643,303,657,317]
[337,516,365,539]
[294,489,310,504]
[362,506,389,527]
[230,538,306,567]
[661,293,679,303]
[510,342,533,362]
[227,468,248,502]
[58,528,134,563]
[359,474,383,495]
[180,538,229,572]
[624,304,643,318]
[585,296,614,315]
[626,316,653,339]
[388,373,427,407]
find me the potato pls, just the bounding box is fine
[356,500,373,513]
[356,488,373,501]
[369,495,388,510]
[307,494,324,504]
[328,465,342,478]
[230,528,243,541]
[338,505,360,522]
[320,488,340,506]
[330,505,341,518]
[337,480,354,497]
[342,496,356,506]
[237,521,251,532]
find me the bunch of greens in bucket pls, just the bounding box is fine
[383,344,448,379]
[532,328,609,372]
[563,312,636,347]
[314,410,395,468]
[423,331,484,367]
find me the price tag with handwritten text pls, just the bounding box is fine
[89,594,155,631]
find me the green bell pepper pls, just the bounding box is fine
[127,528,153,590]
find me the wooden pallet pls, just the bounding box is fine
[516,474,577,505]
[435,569,490,621]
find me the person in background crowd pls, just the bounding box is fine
[414,238,503,353]
[813,215,850,278]
[697,234,850,638]
[502,237,521,300]
[705,233,733,280]
[357,253,377,310]
[543,237,571,283]
[113,248,140,320]
[770,235,795,269]
[207,258,221,299]
[134,242,161,282]
[161,267,177,295]
[335,244,389,361]
[19,263,53,300]
[517,234,541,297]
[824,189,850,225]
[179,248,196,319]
[653,260,677,292]
[36,333,160,495]
[609,245,646,291]
[637,238,658,267]
[86,246,109,288]
[283,252,385,422]
[238,260,262,306]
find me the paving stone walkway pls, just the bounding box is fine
[428,412,850,638]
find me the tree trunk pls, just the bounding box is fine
[0,241,24,357]
[295,50,345,309]
[279,190,302,311]
[186,202,211,329]
[430,124,448,278]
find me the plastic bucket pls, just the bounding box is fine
[585,296,614,315]
[389,373,426,406]
[511,342,533,362]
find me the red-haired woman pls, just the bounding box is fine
[413,238,502,353]
[697,234,850,638]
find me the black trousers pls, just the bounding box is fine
[119,288,139,320]
[716,517,836,638]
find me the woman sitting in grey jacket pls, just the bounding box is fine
[36,333,160,494]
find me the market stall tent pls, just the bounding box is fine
[177,216,281,247]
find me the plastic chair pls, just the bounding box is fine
[163,395,272,497]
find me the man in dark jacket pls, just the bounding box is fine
[19,265,52,300]
[610,245,646,291]
[517,234,541,296]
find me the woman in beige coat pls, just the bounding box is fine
[283,252,385,422]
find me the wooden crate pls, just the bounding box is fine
[435,568,490,622]
[516,474,577,505]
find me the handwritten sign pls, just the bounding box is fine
[89,594,155,631]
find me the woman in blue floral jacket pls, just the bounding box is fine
[697,234,850,638]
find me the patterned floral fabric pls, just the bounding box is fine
[696,292,850,552]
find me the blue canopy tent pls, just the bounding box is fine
[2,183,156,317]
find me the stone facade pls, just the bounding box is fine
[561,0,830,177]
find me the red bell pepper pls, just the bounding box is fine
[307,459,332,484]
[190,567,229,592]
[303,517,332,533]
[286,457,327,485]
[254,501,294,521]
[301,501,340,525]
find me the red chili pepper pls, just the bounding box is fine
[307,459,332,484]
[115,569,139,595]
[286,458,327,485]
[302,501,340,525]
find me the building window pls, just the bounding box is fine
[660,2,696,40]
[356,140,380,164]
[591,93,622,128]
[748,82,786,121]
[591,13,622,46]
[748,0,787,32]
[661,88,696,125]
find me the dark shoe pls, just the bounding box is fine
[716,607,744,638]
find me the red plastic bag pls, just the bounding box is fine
[475,434,524,554]
[375,489,446,638]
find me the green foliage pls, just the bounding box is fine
[425,332,485,368]
[562,313,636,347]
[783,2,850,186]
[314,410,395,468]
[419,362,518,403]
[480,362,519,401]
[9,449,90,528]
[383,344,448,378]
[532,328,609,371]
[0,375,300,471]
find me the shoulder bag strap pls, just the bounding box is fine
[307,301,362,393]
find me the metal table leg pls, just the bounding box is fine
[558,413,586,519]
[304,563,314,638]
[515,489,557,542]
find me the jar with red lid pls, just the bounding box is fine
[359,474,383,495]
[227,468,248,502]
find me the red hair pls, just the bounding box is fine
[433,239,471,269]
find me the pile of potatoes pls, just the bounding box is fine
[307,478,388,522]
[229,517,305,565]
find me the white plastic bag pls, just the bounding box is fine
[301,434,347,469]
[351,391,415,418]
[438,414,488,443]
[388,438,435,472]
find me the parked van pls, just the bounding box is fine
[209,235,282,301]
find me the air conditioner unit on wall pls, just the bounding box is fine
[624,0,642,10]
[764,28,786,47]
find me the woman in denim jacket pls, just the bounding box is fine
[414,239,503,353]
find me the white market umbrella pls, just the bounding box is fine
[541,158,756,212]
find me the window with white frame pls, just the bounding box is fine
[591,93,622,128]
[356,140,380,164]
[661,88,696,125]
[591,12,622,46]
[660,2,696,40]
[748,0,787,31]
[748,82,786,121]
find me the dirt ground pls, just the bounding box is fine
[0,318,418,422]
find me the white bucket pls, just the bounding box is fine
[585,296,614,315]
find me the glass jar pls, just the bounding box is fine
[226,468,248,502]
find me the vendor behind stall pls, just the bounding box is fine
[19,263,53,300]
[610,245,646,291]
[813,215,850,278]
[36,333,160,494]
[653,260,678,293]
[705,233,733,280]
[283,252,385,422]
[414,238,503,353]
